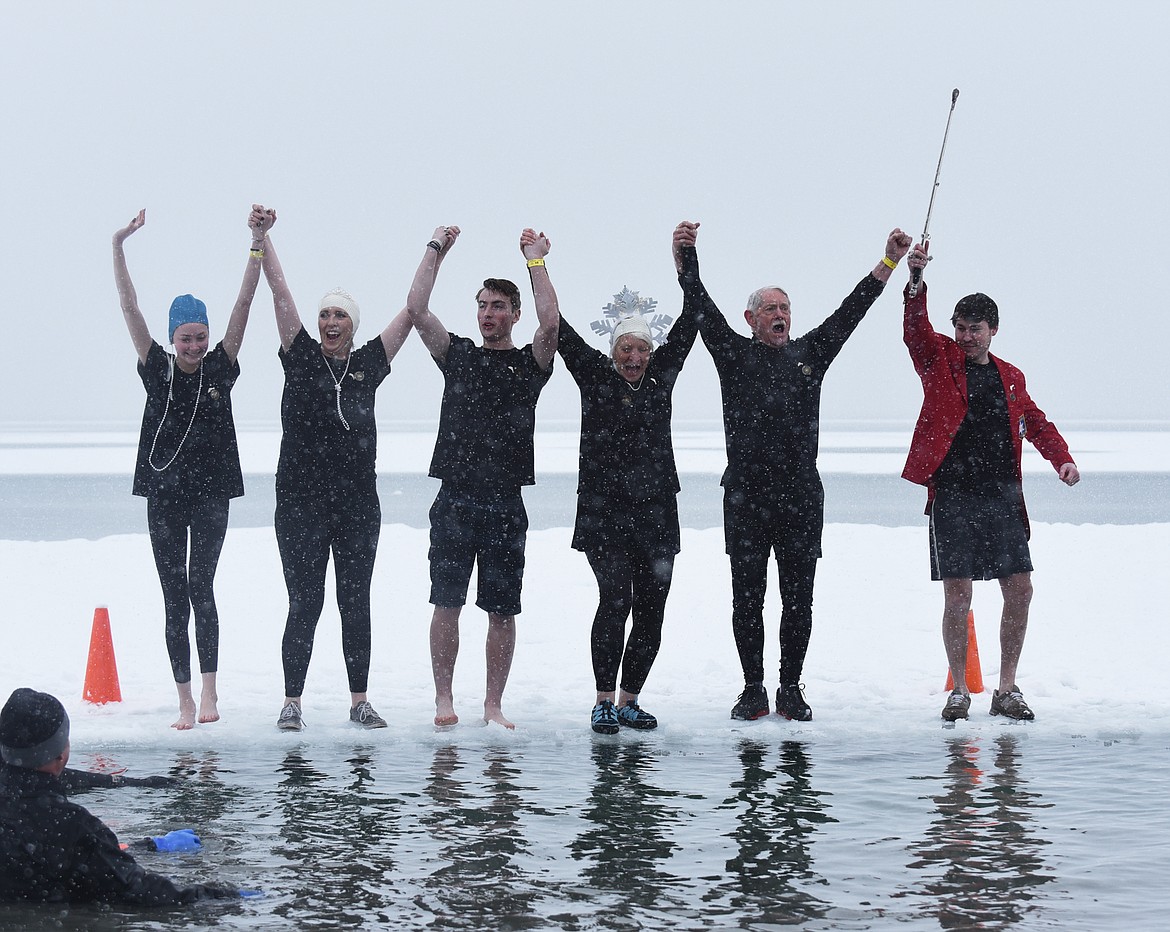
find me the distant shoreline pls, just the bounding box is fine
[2,427,1169,476]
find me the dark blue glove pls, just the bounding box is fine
[150,828,201,852]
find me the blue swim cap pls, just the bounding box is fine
[168,294,209,343]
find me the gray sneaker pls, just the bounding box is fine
[277,701,304,732]
[941,689,971,722]
[349,700,388,729]
[990,686,1035,721]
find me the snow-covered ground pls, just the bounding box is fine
[2,430,1167,750]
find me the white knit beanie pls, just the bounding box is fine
[609,313,653,352]
[319,289,361,335]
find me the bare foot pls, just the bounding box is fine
[434,696,459,728]
[483,705,515,730]
[172,697,196,731]
[198,694,220,724]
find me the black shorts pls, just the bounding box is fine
[929,485,1033,581]
[428,485,528,615]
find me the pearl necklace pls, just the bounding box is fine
[148,355,203,472]
[323,349,352,431]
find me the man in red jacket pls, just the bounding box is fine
[902,246,1079,722]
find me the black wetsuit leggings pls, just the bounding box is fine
[147,494,230,684]
[730,546,818,687]
[275,490,380,697]
[585,548,675,695]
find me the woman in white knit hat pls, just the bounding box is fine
[258,212,457,732]
[555,227,701,734]
[112,205,269,730]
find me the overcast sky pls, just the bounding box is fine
[3,2,1167,434]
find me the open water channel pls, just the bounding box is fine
[2,727,1166,930]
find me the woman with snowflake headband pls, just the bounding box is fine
[555,234,699,735]
[112,205,269,730]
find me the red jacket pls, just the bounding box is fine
[902,283,1073,526]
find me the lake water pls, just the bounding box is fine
[5,471,1169,540]
[2,727,1166,930]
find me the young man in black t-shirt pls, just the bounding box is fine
[902,246,1080,722]
[406,225,560,729]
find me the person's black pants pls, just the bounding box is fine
[147,493,230,683]
[585,548,675,695]
[275,489,380,697]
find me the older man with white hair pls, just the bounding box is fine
[675,221,912,722]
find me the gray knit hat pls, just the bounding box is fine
[0,688,70,769]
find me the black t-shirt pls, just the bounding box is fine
[427,335,552,491]
[556,311,696,503]
[132,341,244,500]
[934,358,1015,492]
[276,328,391,497]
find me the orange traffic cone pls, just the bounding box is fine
[945,610,985,694]
[83,606,122,704]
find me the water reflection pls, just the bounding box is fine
[157,750,241,827]
[271,747,405,925]
[907,733,1054,928]
[418,743,544,928]
[569,740,689,924]
[705,738,835,925]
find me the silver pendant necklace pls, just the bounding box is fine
[148,355,203,472]
[323,350,352,431]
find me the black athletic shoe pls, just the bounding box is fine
[730,684,770,721]
[776,684,813,722]
[990,686,1035,721]
[616,700,658,730]
[941,689,971,722]
[591,699,619,735]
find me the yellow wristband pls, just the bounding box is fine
[249,249,265,259]
[526,257,546,268]
[882,256,898,270]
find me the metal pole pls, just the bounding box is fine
[909,88,960,297]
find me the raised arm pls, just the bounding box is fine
[803,228,914,364]
[673,219,732,343]
[257,209,303,352]
[871,228,913,284]
[112,209,153,364]
[672,220,700,276]
[902,244,942,371]
[403,225,460,362]
[221,205,274,362]
[521,228,559,371]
